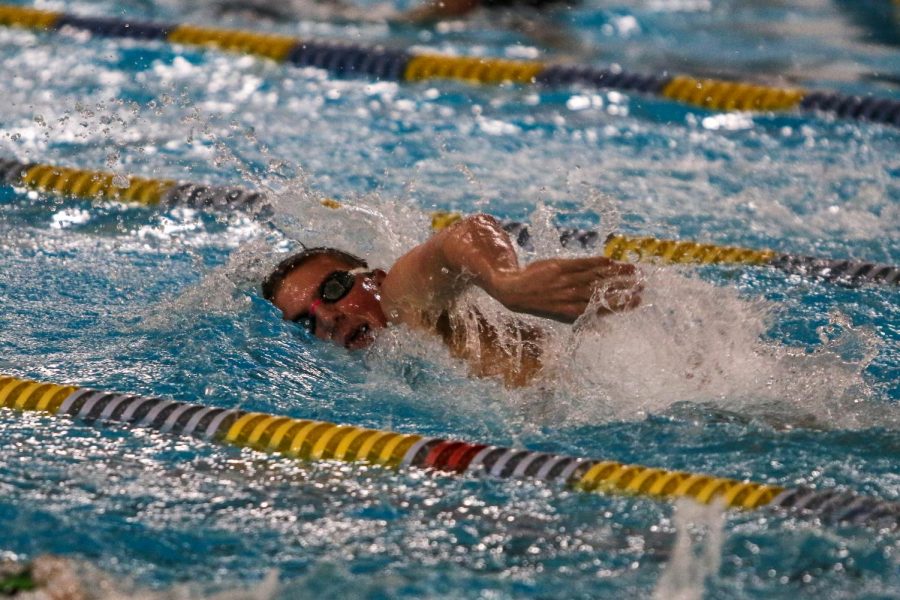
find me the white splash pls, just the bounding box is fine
[540,267,889,429]
[13,555,280,600]
[653,499,726,600]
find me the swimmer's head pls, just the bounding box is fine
[263,248,388,350]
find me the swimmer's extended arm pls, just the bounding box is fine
[381,214,642,325]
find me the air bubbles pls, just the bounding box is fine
[566,95,591,111]
[50,208,90,229]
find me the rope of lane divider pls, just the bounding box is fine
[601,232,777,265]
[0,374,896,528]
[601,233,900,287]
[404,54,545,85]
[661,76,806,112]
[1,4,899,127]
[2,157,897,287]
[474,218,900,287]
[0,158,264,208]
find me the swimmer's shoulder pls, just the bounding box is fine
[479,0,578,10]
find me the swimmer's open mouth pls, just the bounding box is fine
[344,324,371,348]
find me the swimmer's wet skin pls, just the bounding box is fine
[263,214,643,387]
[401,0,573,24]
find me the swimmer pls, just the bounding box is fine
[400,0,581,54]
[214,0,582,54]
[263,214,642,387]
[401,0,573,25]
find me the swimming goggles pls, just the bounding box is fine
[294,267,369,334]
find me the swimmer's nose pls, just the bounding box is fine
[310,304,343,342]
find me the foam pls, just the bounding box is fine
[653,499,725,600]
[539,267,890,429]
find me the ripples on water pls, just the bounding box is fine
[0,0,898,597]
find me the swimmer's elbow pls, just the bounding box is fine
[437,213,518,283]
[452,213,502,232]
[442,214,506,248]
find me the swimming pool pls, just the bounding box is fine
[0,0,898,596]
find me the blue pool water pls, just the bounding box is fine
[0,0,898,597]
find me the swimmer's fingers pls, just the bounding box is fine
[529,257,637,287]
[570,267,641,291]
[556,258,640,292]
[592,277,644,314]
[522,284,642,322]
[555,256,638,277]
[490,257,641,322]
[600,289,642,312]
[594,274,644,293]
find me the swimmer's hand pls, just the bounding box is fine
[382,214,641,327]
[488,257,643,323]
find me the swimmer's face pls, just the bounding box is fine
[271,254,388,350]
